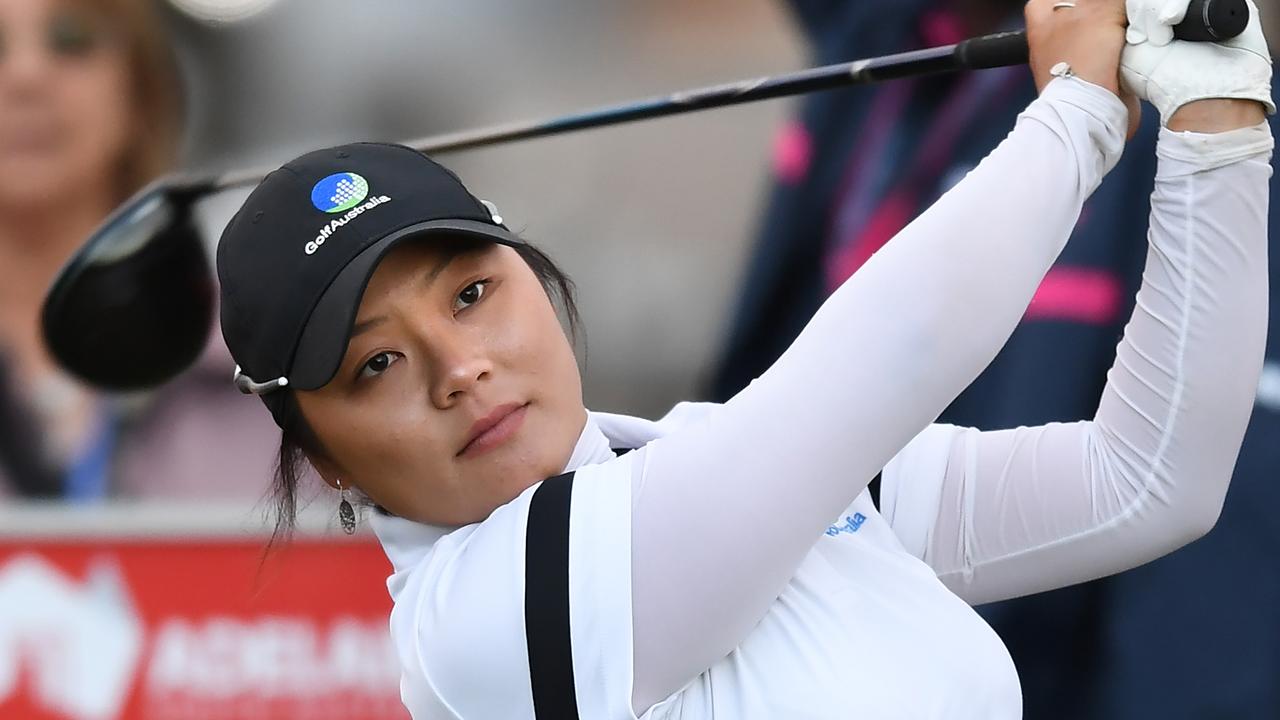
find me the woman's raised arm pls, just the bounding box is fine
[627,2,1134,710]
[880,107,1272,605]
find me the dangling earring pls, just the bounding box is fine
[336,479,357,535]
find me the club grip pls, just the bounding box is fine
[957,0,1251,70]
[1174,0,1250,41]
[955,30,1031,69]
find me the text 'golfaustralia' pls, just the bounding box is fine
[304,172,393,255]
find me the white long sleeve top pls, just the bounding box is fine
[368,76,1273,719]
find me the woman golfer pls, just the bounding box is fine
[216,0,1273,716]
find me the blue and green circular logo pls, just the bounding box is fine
[311,172,369,213]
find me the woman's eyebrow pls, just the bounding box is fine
[422,252,460,289]
[351,316,386,339]
[350,253,463,339]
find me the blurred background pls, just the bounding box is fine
[1,0,1278,718]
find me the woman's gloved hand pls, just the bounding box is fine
[1121,0,1274,125]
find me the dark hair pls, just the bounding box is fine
[266,239,580,547]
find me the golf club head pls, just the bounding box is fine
[41,178,215,391]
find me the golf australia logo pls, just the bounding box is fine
[305,171,392,255]
[312,172,369,213]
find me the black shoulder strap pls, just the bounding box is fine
[524,472,580,719]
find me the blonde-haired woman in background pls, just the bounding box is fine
[0,0,276,501]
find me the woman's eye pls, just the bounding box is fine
[49,13,102,58]
[454,280,490,312]
[359,351,401,380]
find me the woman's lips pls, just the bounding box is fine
[459,403,528,458]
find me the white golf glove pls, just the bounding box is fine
[1121,0,1274,125]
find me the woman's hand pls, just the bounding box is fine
[1121,0,1273,130]
[1026,0,1129,96]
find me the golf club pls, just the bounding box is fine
[40,0,1249,392]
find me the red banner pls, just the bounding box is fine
[0,539,409,720]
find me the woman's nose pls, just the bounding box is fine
[426,332,494,409]
[0,37,55,88]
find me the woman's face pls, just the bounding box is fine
[0,0,132,209]
[296,240,588,527]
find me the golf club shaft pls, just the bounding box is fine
[211,30,1028,191]
[204,0,1248,193]
[407,32,1029,154]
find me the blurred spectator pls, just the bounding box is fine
[0,0,276,501]
[710,0,1278,717]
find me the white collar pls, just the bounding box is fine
[561,411,616,471]
[369,409,657,576]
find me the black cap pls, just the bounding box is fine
[217,142,524,402]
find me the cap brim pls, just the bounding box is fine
[289,218,525,390]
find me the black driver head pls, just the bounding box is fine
[41,178,215,391]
